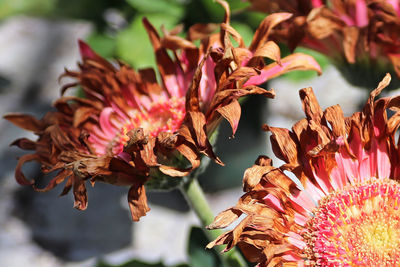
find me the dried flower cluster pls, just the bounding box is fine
[247,0,400,87]
[4,1,321,221]
[208,74,400,266]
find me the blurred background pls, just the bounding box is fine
[0,0,367,266]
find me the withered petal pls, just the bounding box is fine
[10,138,36,150]
[15,154,38,186]
[128,183,151,221]
[249,12,293,52]
[184,111,223,165]
[299,87,323,122]
[342,26,359,64]
[216,99,241,136]
[253,41,282,64]
[72,174,88,210]
[4,113,44,132]
[207,208,242,230]
[33,169,72,192]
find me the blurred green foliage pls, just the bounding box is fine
[187,227,220,267]
[0,0,56,18]
[0,0,326,80]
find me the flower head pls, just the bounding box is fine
[141,0,322,176]
[208,74,400,266]
[4,0,321,221]
[248,0,400,88]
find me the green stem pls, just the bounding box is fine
[180,177,248,267]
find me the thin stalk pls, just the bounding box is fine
[180,177,248,267]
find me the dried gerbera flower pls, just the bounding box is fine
[247,0,400,88]
[4,1,321,221]
[142,0,322,175]
[208,74,400,266]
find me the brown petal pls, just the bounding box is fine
[72,175,88,210]
[161,35,197,50]
[187,23,219,41]
[4,113,44,132]
[185,52,209,112]
[175,141,201,171]
[388,54,400,78]
[253,41,281,64]
[216,99,241,136]
[365,73,391,115]
[243,164,275,192]
[10,138,36,150]
[33,169,72,192]
[249,12,293,52]
[60,176,73,196]
[216,0,230,25]
[158,165,191,177]
[15,154,37,185]
[299,87,323,122]
[73,106,97,127]
[142,17,180,89]
[306,7,343,39]
[323,104,346,138]
[221,23,245,48]
[342,26,359,64]
[207,208,242,229]
[128,183,150,221]
[185,111,223,165]
[265,126,298,166]
[219,67,259,89]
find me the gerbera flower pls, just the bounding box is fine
[208,74,400,266]
[4,1,321,221]
[142,0,322,175]
[247,0,400,88]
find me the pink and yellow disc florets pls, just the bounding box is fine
[303,179,400,266]
[89,96,186,156]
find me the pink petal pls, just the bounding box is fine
[355,0,369,27]
[244,53,322,86]
[286,232,306,249]
[311,0,323,7]
[263,194,285,212]
[375,139,391,179]
[199,56,217,109]
[335,147,359,184]
[99,107,117,138]
[78,40,97,59]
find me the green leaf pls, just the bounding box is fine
[230,22,253,47]
[0,0,56,19]
[187,226,220,267]
[126,0,183,18]
[87,33,116,58]
[116,14,178,69]
[201,0,224,20]
[228,0,250,12]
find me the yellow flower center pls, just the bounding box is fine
[303,179,400,266]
